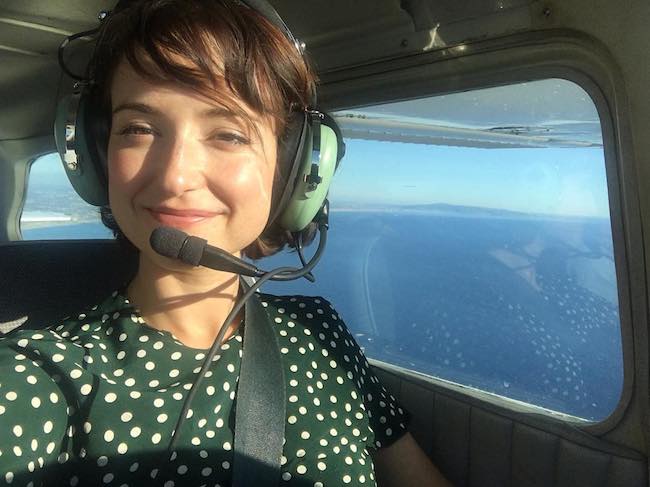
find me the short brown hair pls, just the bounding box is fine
[91,0,318,259]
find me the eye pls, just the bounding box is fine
[118,125,155,136]
[212,131,250,146]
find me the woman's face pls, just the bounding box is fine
[107,60,278,266]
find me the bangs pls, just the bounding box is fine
[93,0,313,135]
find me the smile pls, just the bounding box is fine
[147,207,222,228]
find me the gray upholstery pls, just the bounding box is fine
[0,240,137,334]
[374,367,647,487]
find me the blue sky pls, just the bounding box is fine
[329,140,610,218]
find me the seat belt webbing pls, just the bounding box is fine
[232,290,286,487]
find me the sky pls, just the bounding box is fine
[328,140,610,218]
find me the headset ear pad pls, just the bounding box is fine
[278,113,344,232]
[54,89,109,206]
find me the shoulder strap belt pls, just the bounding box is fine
[233,289,286,487]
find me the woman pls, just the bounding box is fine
[0,1,450,485]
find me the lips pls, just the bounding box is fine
[147,207,223,228]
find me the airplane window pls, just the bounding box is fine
[262,78,623,422]
[20,152,112,239]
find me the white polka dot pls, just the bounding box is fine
[130,426,141,438]
[297,465,307,474]
[145,361,155,370]
[201,467,212,477]
[105,392,117,403]
[52,354,64,363]
[157,413,168,423]
[282,472,292,481]
[6,391,17,401]
[121,412,133,422]
[118,442,128,454]
[104,430,114,442]
[151,433,162,444]
[300,431,310,440]
[97,455,108,467]
[318,461,327,471]
[222,461,230,469]
[13,425,22,437]
[43,421,53,434]
[80,384,92,396]
[31,397,41,408]
[288,416,297,424]
[343,475,352,483]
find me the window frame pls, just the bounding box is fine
[317,30,643,435]
[18,152,110,241]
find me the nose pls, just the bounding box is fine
[152,132,204,196]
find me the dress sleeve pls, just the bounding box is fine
[0,329,70,485]
[318,297,411,451]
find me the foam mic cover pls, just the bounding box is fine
[150,227,205,266]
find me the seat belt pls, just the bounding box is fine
[233,285,286,487]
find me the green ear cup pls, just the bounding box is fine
[279,123,338,232]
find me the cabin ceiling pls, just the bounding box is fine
[0,0,542,144]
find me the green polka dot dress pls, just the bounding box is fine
[0,290,410,486]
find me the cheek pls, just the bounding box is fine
[107,143,147,201]
[214,156,276,213]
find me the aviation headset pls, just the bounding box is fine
[54,0,345,234]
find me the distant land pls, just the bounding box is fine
[331,202,608,221]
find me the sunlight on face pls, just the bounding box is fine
[107,59,278,267]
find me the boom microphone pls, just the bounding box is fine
[150,227,264,277]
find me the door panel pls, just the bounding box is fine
[372,365,647,487]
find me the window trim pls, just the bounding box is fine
[318,30,644,438]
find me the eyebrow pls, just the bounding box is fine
[112,102,241,120]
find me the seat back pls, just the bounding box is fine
[0,240,137,334]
